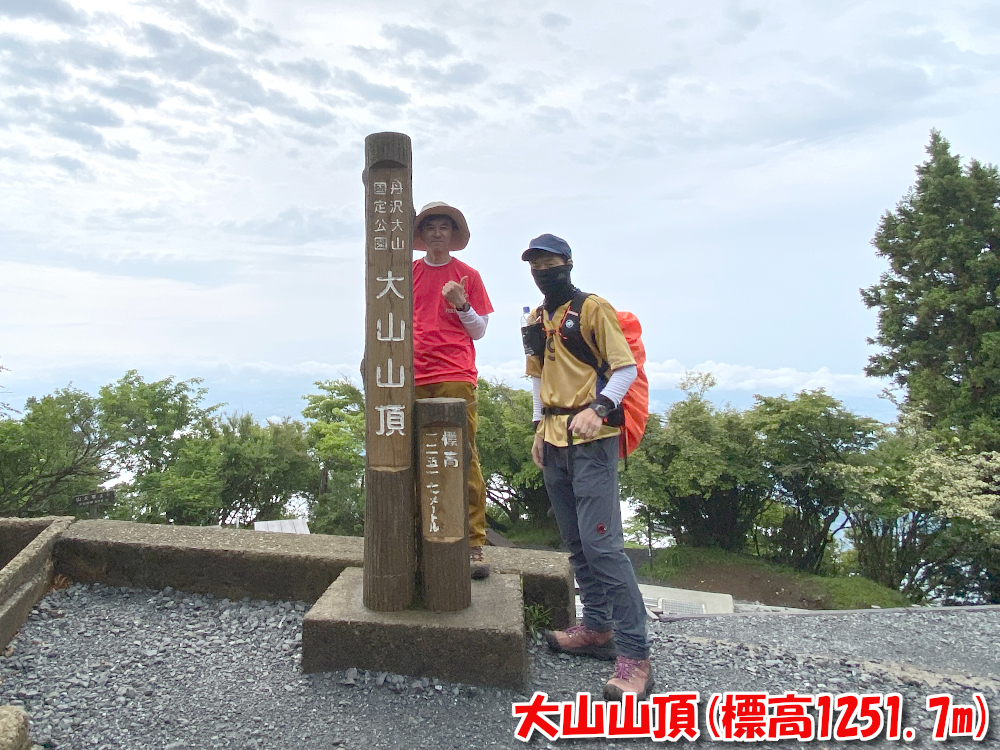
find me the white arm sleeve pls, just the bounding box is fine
[532,377,543,422]
[598,364,637,407]
[457,307,488,340]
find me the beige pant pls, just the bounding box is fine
[414,381,488,548]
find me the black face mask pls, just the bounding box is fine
[532,265,576,311]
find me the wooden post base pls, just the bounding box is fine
[416,398,471,612]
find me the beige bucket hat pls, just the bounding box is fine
[413,201,471,252]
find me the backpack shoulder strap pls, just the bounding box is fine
[560,292,611,380]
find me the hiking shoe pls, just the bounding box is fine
[543,625,616,661]
[470,546,490,580]
[603,656,654,701]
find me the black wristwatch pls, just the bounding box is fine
[456,302,471,312]
[588,395,615,419]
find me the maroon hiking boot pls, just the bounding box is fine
[543,625,616,661]
[603,655,655,701]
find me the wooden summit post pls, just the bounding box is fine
[417,398,472,611]
[363,132,416,611]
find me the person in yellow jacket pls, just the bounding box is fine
[522,233,652,701]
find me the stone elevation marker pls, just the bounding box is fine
[362,132,416,612]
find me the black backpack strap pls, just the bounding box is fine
[559,292,611,380]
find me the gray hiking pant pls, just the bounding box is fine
[542,436,649,660]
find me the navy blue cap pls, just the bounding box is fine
[522,233,572,261]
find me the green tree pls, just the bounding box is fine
[752,390,881,574]
[475,378,547,525]
[0,371,217,518]
[624,373,772,551]
[846,415,940,595]
[0,361,13,417]
[0,388,110,516]
[862,131,1000,450]
[126,414,319,526]
[302,379,366,536]
[123,433,225,526]
[99,370,217,476]
[848,413,1000,603]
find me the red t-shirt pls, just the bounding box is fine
[412,257,494,386]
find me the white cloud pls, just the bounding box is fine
[1,0,997,421]
[479,359,885,399]
[644,360,886,397]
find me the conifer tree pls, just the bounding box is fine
[862,131,1000,449]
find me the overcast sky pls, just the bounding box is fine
[2,0,999,421]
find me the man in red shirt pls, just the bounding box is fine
[412,202,494,578]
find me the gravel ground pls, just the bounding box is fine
[1,584,997,749]
[665,608,1000,682]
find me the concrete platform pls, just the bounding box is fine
[0,517,67,569]
[302,568,528,691]
[54,520,364,603]
[52,522,574,624]
[0,518,74,649]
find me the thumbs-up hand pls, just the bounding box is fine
[442,276,469,309]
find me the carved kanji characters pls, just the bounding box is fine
[376,358,405,388]
[376,270,405,300]
[376,312,406,342]
[375,404,405,436]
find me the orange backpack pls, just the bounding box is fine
[614,311,650,458]
[544,292,650,459]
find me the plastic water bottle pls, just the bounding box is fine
[520,306,532,328]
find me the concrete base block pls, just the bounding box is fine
[302,568,528,691]
[487,547,575,629]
